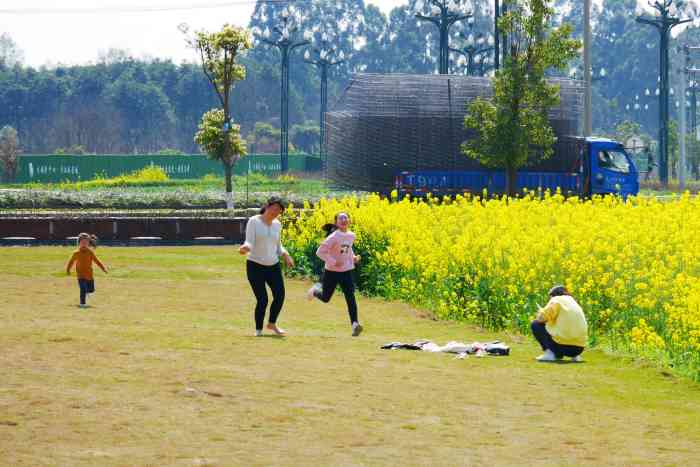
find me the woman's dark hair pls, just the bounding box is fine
[259,196,287,215]
[548,285,569,297]
[321,212,350,237]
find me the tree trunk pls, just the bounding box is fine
[506,165,518,198]
[224,161,234,210]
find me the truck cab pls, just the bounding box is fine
[584,137,639,197]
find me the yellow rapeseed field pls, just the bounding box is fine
[284,192,700,379]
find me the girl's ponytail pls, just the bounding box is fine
[321,223,337,237]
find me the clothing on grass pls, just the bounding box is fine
[381,340,510,356]
[313,270,358,324]
[246,260,285,331]
[531,320,584,358]
[243,215,288,267]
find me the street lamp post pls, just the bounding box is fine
[415,0,472,74]
[450,32,495,76]
[258,6,309,173]
[303,31,345,167]
[637,0,691,187]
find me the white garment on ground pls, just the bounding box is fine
[421,342,443,353]
[243,215,288,266]
[440,341,473,354]
[421,341,475,354]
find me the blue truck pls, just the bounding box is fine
[395,136,640,198]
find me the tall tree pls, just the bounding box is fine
[0,33,24,68]
[186,24,252,208]
[462,0,580,196]
[194,108,246,187]
[291,122,320,154]
[0,125,21,182]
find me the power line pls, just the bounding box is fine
[0,0,311,15]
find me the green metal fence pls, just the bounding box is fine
[2,154,321,184]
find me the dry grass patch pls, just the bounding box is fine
[1,246,699,466]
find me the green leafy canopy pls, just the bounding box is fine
[192,24,252,105]
[194,108,246,165]
[462,0,580,195]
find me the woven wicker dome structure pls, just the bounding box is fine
[325,73,584,192]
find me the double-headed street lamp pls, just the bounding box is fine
[415,0,472,74]
[303,30,345,166]
[450,32,495,76]
[257,6,309,173]
[637,0,691,187]
[626,92,651,123]
[569,65,607,82]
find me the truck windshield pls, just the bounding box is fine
[597,149,631,174]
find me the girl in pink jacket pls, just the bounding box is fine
[307,212,363,336]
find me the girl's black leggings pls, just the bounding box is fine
[314,270,358,324]
[246,260,285,330]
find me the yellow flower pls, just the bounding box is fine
[283,192,700,374]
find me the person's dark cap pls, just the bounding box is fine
[548,285,568,297]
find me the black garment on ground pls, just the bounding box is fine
[380,341,429,350]
[314,270,358,324]
[78,279,95,305]
[246,260,285,331]
[530,320,584,358]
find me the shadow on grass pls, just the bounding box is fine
[242,335,287,339]
[538,360,585,365]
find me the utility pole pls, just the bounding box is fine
[681,46,700,191]
[584,0,592,137]
[499,1,508,66]
[681,46,688,191]
[637,1,691,187]
[494,0,500,70]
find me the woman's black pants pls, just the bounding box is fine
[246,260,285,330]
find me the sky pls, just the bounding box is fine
[0,0,657,68]
[0,0,404,67]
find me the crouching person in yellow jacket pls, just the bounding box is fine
[531,285,588,362]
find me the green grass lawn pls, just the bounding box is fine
[2,246,700,466]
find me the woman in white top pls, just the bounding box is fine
[239,197,294,336]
